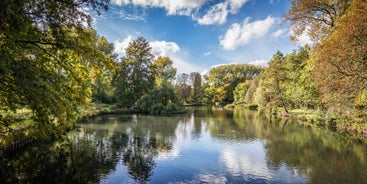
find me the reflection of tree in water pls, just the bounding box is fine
[121,135,158,183]
[261,117,367,184]
[0,134,110,183]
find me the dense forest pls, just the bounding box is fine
[1,0,366,145]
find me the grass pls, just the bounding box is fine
[285,108,367,141]
[0,103,136,151]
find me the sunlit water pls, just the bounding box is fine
[1,107,367,183]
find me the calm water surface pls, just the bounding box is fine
[1,107,367,183]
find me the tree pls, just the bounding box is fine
[151,56,176,87]
[190,72,203,104]
[175,73,192,103]
[233,81,251,105]
[260,51,289,113]
[313,0,367,114]
[114,37,154,108]
[203,64,262,105]
[0,0,113,133]
[282,46,318,109]
[92,36,118,104]
[137,83,184,114]
[285,0,351,42]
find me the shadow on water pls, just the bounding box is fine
[1,108,367,183]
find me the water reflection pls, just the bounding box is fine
[1,108,367,183]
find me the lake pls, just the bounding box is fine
[1,107,367,183]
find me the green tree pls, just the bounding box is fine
[114,37,154,108]
[151,56,176,87]
[0,0,112,134]
[190,72,203,104]
[137,83,184,114]
[259,51,289,113]
[282,46,318,109]
[92,36,118,104]
[204,64,262,105]
[233,81,251,105]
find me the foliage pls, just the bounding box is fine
[233,81,251,105]
[151,56,177,86]
[203,64,262,105]
[190,72,203,104]
[313,0,367,115]
[0,0,113,134]
[254,46,319,114]
[175,73,192,103]
[257,51,289,113]
[92,37,118,104]
[137,83,184,114]
[114,37,155,108]
[285,0,351,42]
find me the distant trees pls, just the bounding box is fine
[175,73,192,103]
[233,81,251,105]
[174,72,204,105]
[203,64,262,105]
[190,72,203,104]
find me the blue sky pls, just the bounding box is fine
[89,0,311,74]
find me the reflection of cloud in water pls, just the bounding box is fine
[221,141,273,179]
[157,114,195,160]
[197,173,227,184]
[220,141,307,183]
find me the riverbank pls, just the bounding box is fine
[284,109,367,141]
[225,105,367,142]
[0,103,137,153]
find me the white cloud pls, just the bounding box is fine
[172,56,203,75]
[113,35,134,56]
[196,0,249,25]
[219,16,277,50]
[150,41,180,56]
[114,36,180,57]
[111,0,206,15]
[248,59,268,67]
[113,37,196,73]
[111,0,249,25]
[111,8,146,21]
[228,0,249,13]
[272,28,288,38]
[203,51,212,56]
[221,143,272,179]
[288,26,314,46]
[197,2,228,25]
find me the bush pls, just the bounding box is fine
[137,84,185,114]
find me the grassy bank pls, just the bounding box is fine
[0,103,136,152]
[285,109,367,141]
[225,104,367,141]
